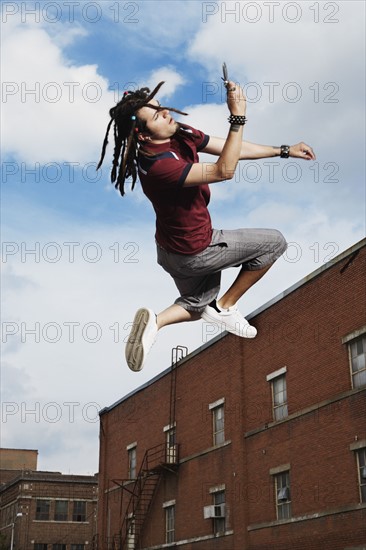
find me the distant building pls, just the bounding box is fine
[0,450,98,550]
[0,449,38,472]
[96,239,366,550]
[0,449,38,486]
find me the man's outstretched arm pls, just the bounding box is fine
[203,136,316,160]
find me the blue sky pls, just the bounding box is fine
[1,1,365,474]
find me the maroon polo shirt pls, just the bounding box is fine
[138,124,212,255]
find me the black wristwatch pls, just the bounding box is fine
[280,145,290,158]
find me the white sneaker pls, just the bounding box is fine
[201,303,257,339]
[125,308,158,371]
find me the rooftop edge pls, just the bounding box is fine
[100,237,366,416]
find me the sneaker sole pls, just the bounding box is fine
[125,308,152,372]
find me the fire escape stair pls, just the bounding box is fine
[119,442,179,549]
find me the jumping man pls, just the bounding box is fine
[97,78,316,371]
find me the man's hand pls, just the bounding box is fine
[289,142,316,160]
[226,80,247,116]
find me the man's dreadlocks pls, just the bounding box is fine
[97,81,188,196]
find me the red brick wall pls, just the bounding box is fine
[98,242,366,549]
[242,246,365,430]
[244,394,365,523]
[247,509,366,550]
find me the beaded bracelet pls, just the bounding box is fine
[228,114,247,126]
[280,145,290,158]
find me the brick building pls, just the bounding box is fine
[0,449,38,473]
[97,239,366,550]
[0,452,98,550]
[0,449,38,486]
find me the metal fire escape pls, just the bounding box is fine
[111,346,188,550]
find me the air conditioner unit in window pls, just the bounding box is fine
[277,486,290,502]
[203,504,225,519]
[361,466,366,480]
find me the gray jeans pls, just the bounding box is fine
[156,228,287,313]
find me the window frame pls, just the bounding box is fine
[127,443,137,480]
[213,405,225,446]
[212,490,226,535]
[274,470,291,520]
[54,500,68,521]
[165,504,175,544]
[267,368,288,421]
[348,334,366,389]
[35,500,50,521]
[72,501,86,522]
[209,400,225,446]
[165,426,177,464]
[126,514,135,549]
[356,447,366,503]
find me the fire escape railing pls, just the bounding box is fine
[99,347,187,550]
[116,441,179,549]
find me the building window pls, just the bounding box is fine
[209,398,225,446]
[275,471,291,520]
[34,545,48,550]
[349,334,366,388]
[356,448,366,503]
[71,545,85,550]
[204,485,226,532]
[165,505,175,543]
[54,500,68,521]
[127,445,137,479]
[267,369,288,421]
[272,375,288,421]
[213,490,226,534]
[213,405,225,445]
[165,426,177,464]
[212,405,225,446]
[127,516,135,549]
[72,501,86,522]
[36,500,50,520]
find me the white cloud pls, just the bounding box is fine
[180,2,365,235]
[46,22,88,48]
[187,1,365,154]
[1,18,114,164]
[189,1,363,83]
[146,67,186,100]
